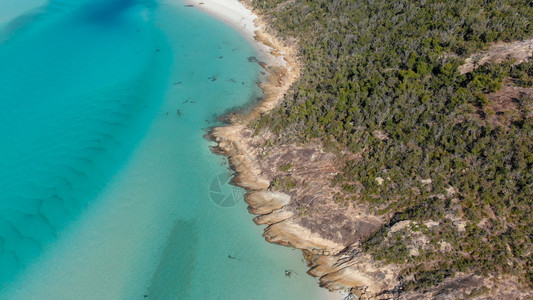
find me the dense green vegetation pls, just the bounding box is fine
[247,0,533,291]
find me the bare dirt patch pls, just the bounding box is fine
[459,39,533,74]
[484,79,533,126]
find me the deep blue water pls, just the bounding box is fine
[0,0,327,298]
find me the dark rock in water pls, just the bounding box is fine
[248,56,258,63]
[185,4,194,7]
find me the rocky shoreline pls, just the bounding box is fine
[205,4,394,298]
[208,125,399,299]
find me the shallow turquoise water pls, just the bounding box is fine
[0,0,325,298]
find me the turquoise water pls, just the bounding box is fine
[0,0,326,298]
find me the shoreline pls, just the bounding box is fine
[186,0,299,124]
[187,1,533,299]
[186,0,346,299]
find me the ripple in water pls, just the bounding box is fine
[0,0,164,284]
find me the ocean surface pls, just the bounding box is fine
[0,0,326,298]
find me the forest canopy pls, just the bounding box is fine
[247,0,533,291]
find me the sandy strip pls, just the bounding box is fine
[186,0,257,40]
